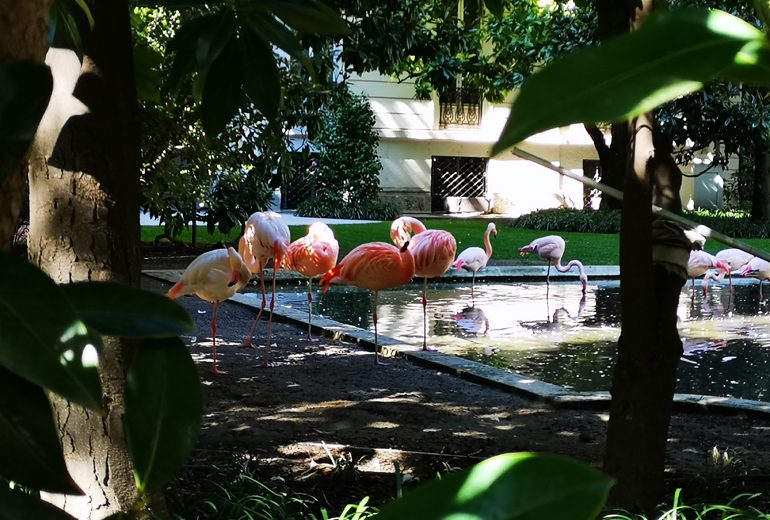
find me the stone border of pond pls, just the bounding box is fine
[144,267,770,418]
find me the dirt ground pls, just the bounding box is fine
[141,252,770,514]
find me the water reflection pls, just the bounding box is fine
[248,278,770,402]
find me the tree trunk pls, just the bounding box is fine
[0,0,51,248]
[602,0,688,511]
[751,150,770,220]
[27,2,162,518]
[593,0,633,211]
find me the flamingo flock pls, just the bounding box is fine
[169,212,759,375]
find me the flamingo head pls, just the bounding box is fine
[518,244,534,256]
[716,260,730,274]
[273,240,289,270]
[453,258,464,270]
[489,223,498,239]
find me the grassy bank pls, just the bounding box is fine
[141,219,770,266]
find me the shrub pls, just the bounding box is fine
[296,198,399,221]
[512,208,770,238]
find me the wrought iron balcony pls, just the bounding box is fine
[438,87,482,129]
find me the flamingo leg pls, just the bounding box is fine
[242,264,267,348]
[471,272,476,301]
[728,271,733,292]
[373,291,388,365]
[307,278,318,342]
[546,261,552,286]
[421,277,436,351]
[210,301,222,375]
[262,265,278,367]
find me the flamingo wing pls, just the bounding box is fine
[410,230,457,278]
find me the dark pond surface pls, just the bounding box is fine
[244,278,770,401]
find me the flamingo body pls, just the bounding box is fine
[391,217,457,350]
[687,250,730,295]
[453,222,497,298]
[518,234,588,293]
[238,211,291,365]
[168,247,251,374]
[285,222,339,340]
[320,241,415,363]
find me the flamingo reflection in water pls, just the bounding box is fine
[452,306,489,336]
[518,294,587,333]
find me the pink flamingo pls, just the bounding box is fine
[518,235,588,293]
[238,211,290,366]
[740,257,770,298]
[320,241,415,364]
[285,222,339,341]
[391,216,457,351]
[168,247,251,375]
[452,222,497,299]
[703,248,754,291]
[687,250,730,295]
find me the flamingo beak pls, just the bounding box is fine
[227,268,239,287]
[717,261,730,274]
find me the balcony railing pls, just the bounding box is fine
[438,87,482,129]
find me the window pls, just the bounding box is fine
[438,87,483,128]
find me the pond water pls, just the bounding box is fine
[250,279,770,402]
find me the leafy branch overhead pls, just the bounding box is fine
[493,7,770,155]
[151,0,350,135]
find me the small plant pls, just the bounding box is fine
[710,445,735,471]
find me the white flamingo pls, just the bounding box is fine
[238,211,290,366]
[168,247,251,375]
[518,235,587,293]
[452,222,497,299]
[687,250,730,295]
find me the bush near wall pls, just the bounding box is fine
[513,208,770,238]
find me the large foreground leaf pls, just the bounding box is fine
[0,485,77,520]
[126,338,202,493]
[61,281,193,337]
[493,8,767,155]
[0,61,52,185]
[0,253,102,410]
[0,366,81,494]
[373,453,613,520]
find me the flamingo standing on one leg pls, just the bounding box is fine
[320,241,415,365]
[391,216,456,351]
[702,248,754,291]
[168,247,251,375]
[740,257,770,298]
[452,222,497,299]
[687,250,730,296]
[238,211,290,366]
[518,235,588,294]
[285,222,339,341]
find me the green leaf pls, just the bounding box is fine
[61,281,194,338]
[195,8,235,70]
[134,44,164,103]
[201,37,245,135]
[0,61,53,185]
[240,10,305,59]
[0,253,102,411]
[373,453,613,520]
[72,0,94,28]
[492,8,765,155]
[126,338,202,493]
[241,26,281,120]
[168,15,209,89]
[0,366,81,494]
[0,486,77,520]
[49,0,84,56]
[484,0,504,18]
[260,0,349,35]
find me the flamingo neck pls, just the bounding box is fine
[484,229,493,259]
[238,236,259,273]
[554,259,585,277]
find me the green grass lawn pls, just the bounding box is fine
[141,219,770,266]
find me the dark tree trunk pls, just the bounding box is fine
[593,0,634,211]
[751,150,770,220]
[0,0,51,248]
[27,2,162,518]
[602,0,687,510]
